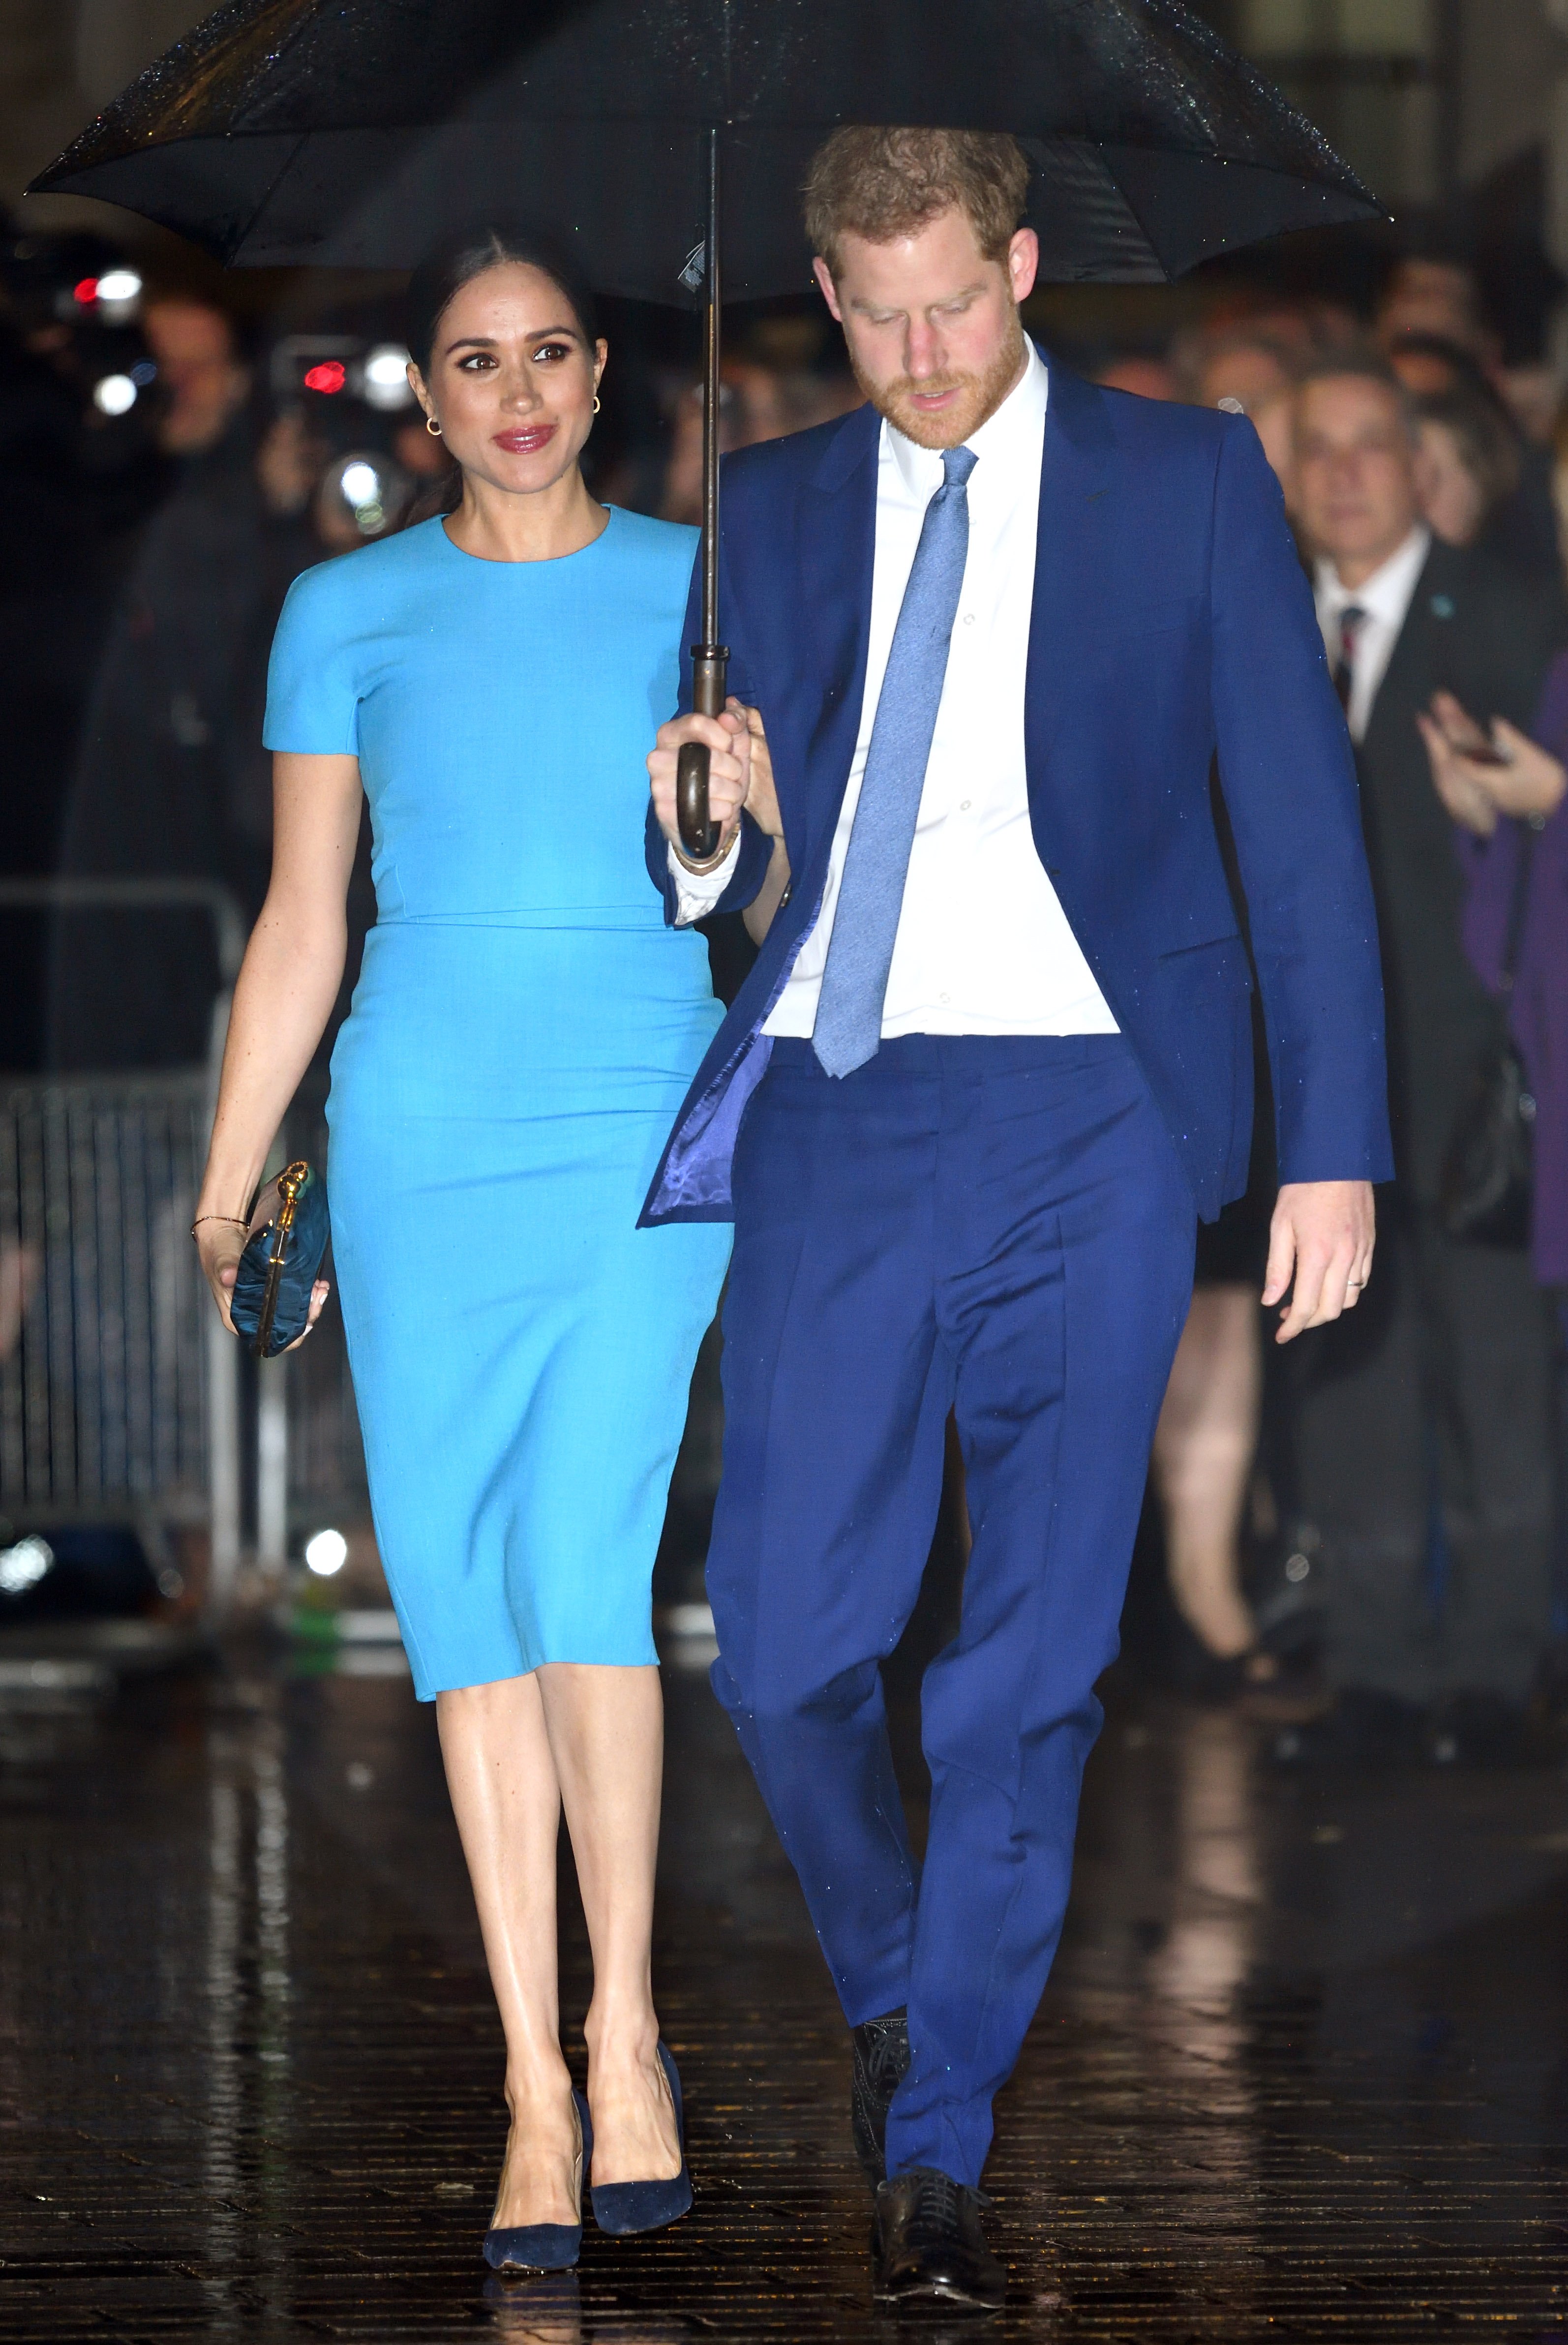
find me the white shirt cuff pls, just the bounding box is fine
[667,833,740,925]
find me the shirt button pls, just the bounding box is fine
[960,799,971,811]
[939,992,951,1005]
[962,613,975,625]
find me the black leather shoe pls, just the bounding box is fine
[872,2166,1005,2313]
[850,2008,909,2187]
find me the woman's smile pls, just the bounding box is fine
[493,422,557,455]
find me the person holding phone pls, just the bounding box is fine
[1283,355,1564,1771]
[1420,682,1568,1314]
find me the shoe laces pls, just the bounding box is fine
[861,2017,908,2094]
[896,2167,992,2246]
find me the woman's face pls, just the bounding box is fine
[409,261,605,498]
[1414,418,1487,548]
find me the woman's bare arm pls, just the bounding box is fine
[193,750,362,1326]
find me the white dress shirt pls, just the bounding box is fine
[1313,526,1430,744]
[671,343,1118,1039]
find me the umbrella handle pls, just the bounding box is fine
[675,742,717,861]
[676,645,729,861]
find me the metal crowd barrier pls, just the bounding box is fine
[0,879,372,1621]
[0,880,247,1613]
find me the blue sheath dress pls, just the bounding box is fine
[264,510,730,1698]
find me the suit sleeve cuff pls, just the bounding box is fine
[667,834,741,925]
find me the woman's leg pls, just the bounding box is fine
[436,1675,580,2228]
[1151,1284,1264,1661]
[536,1662,681,2185]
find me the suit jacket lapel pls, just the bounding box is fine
[792,403,879,862]
[1025,353,1116,846]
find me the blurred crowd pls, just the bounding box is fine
[1088,248,1568,1769]
[2,219,1566,1767]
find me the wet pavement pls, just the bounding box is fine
[2,1628,1567,2342]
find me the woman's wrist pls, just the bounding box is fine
[194,1155,265,1230]
[671,821,739,875]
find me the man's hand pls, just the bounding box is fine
[737,702,783,839]
[648,697,753,866]
[1262,1179,1375,1345]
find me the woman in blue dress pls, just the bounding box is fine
[191,229,742,2270]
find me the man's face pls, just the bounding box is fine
[1294,377,1420,576]
[813,208,1037,449]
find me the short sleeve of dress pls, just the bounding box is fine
[263,562,362,755]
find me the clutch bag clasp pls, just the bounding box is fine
[254,1160,310,1359]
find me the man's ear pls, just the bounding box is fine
[812,256,844,322]
[1007,227,1039,306]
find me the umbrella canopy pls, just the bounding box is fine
[33,0,1382,853]
[32,0,1380,298]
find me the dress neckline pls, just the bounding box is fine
[436,503,617,569]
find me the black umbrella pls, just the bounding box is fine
[32,0,1381,849]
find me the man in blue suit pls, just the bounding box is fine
[645,128,1390,2312]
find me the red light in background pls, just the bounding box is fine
[303,360,347,393]
[73,278,99,305]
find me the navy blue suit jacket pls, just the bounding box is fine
[640,353,1393,1226]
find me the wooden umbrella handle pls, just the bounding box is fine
[675,744,717,861]
[676,646,728,860]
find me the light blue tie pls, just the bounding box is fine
[812,445,978,1079]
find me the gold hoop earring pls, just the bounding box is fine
[592,393,602,414]
[425,415,442,437]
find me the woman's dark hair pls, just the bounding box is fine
[404,224,599,375]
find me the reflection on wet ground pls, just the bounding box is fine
[1,1635,1566,2340]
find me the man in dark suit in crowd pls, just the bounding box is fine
[1285,355,1563,1769]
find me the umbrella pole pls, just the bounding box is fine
[676,127,727,859]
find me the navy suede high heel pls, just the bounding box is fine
[589,2043,693,2235]
[482,2090,592,2272]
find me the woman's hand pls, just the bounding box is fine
[648,703,752,867]
[194,1204,330,1352]
[286,1281,332,1351]
[1467,719,1566,821]
[194,1219,246,1336]
[1418,690,1567,836]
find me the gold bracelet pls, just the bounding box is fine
[190,1214,249,1238]
[672,830,737,876]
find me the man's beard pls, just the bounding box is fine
[854,311,1027,450]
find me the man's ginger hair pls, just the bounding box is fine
[803,127,1031,278]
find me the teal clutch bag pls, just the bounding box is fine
[230,1162,330,1358]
